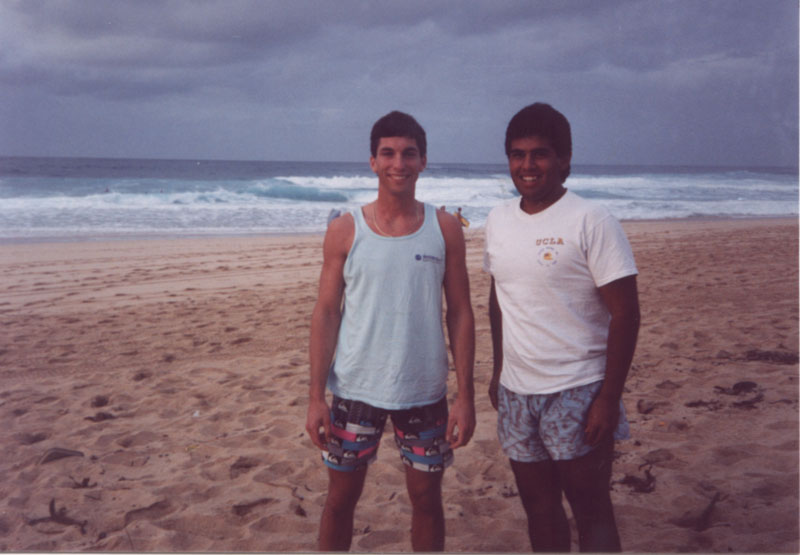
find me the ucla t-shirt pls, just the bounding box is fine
[484,191,638,394]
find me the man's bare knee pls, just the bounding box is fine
[405,468,443,509]
[558,441,614,503]
[326,467,367,510]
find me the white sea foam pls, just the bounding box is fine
[0,157,796,241]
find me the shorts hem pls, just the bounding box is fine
[322,451,376,472]
[506,441,611,463]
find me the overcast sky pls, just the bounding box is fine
[1,0,797,166]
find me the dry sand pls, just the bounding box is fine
[0,217,797,552]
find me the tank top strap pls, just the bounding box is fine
[351,202,434,239]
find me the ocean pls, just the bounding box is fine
[0,156,797,242]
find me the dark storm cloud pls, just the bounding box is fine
[0,0,796,165]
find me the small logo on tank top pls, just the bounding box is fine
[537,246,558,267]
[415,254,442,263]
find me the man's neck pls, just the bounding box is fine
[520,187,567,215]
[368,196,423,236]
[375,189,418,215]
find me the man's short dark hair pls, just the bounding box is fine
[370,111,427,158]
[505,103,572,181]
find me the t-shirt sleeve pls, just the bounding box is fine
[585,212,638,287]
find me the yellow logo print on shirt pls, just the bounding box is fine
[537,246,558,267]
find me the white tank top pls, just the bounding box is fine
[328,203,449,409]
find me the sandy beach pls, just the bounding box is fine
[0,217,797,552]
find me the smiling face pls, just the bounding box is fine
[369,136,427,197]
[507,135,571,214]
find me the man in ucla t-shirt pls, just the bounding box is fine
[484,103,640,552]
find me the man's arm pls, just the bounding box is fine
[488,277,503,410]
[306,214,353,450]
[437,210,475,449]
[585,274,640,445]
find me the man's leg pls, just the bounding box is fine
[391,397,451,551]
[509,458,571,552]
[556,439,620,552]
[405,466,445,552]
[318,466,368,551]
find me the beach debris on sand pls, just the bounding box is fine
[636,399,669,414]
[84,411,116,422]
[616,466,656,493]
[714,381,758,396]
[669,492,724,532]
[38,447,84,465]
[712,381,765,409]
[685,399,722,411]
[69,476,97,489]
[25,498,87,535]
[731,393,764,410]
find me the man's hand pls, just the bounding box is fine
[306,398,331,450]
[446,396,475,449]
[488,279,503,413]
[584,395,619,447]
[488,375,500,411]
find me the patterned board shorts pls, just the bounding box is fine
[322,395,453,473]
[497,381,630,462]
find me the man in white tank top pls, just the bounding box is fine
[306,111,475,552]
[484,103,640,552]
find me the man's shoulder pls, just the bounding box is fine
[327,210,355,233]
[435,206,465,254]
[324,211,355,255]
[558,193,633,254]
[435,204,458,224]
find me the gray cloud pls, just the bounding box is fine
[0,0,796,165]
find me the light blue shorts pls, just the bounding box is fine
[497,381,630,462]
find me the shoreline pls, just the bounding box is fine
[0,214,796,246]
